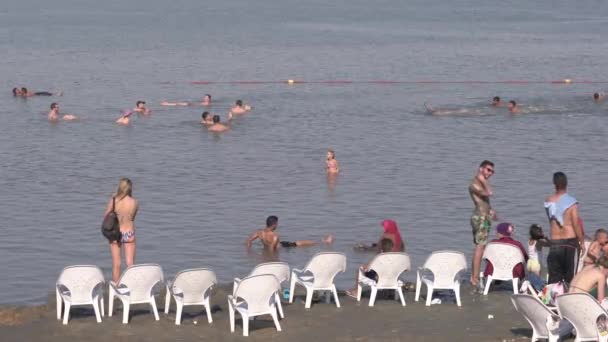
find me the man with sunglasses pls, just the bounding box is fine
[469,160,496,289]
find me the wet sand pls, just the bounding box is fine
[0,283,556,342]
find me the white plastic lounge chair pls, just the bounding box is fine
[576,240,592,274]
[56,265,105,325]
[511,294,561,342]
[556,293,608,342]
[228,274,282,337]
[289,252,346,309]
[415,250,467,306]
[356,252,410,307]
[108,264,164,324]
[164,268,217,325]
[481,242,526,295]
[234,262,290,318]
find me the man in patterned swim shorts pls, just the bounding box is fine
[469,160,496,289]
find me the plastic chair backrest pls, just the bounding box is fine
[423,251,467,288]
[368,253,410,288]
[234,274,280,315]
[249,262,290,284]
[172,268,217,304]
[304,252,347,288]
[57,265,104,303]
[556,293,607,340]
[118,264,164,302]
[511,294,554,337]
[483,243,525,279]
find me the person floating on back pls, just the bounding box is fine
[48,102,78,122]
[13,87,62,97]
[161,94,212,107]
[245,216,334,251]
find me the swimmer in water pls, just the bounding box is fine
[160,94,212,107]
[593,92,605,103]
[229,99,252,115]
[508,100,520,114]
[116,110,133,125]
[133,101,151,115]
[207,115,230,132]
[245,216,334,251]
[491,96,501,107]
[14,87,61,97]
[48,103,78,122]
[326,149,340,174]
[200,111,213,125]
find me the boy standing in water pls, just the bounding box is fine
[245,216,333,251]
[469,160,496,289]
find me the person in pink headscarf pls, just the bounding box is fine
[354,219,405,252]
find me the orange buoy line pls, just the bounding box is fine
[187,79,608,85]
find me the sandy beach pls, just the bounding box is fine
[0,283,548,342]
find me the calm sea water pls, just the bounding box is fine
[1,0,608,305]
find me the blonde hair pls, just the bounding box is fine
[115,178,132,200]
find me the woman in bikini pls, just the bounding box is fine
[104,178,139,283]
[326,149,340,174]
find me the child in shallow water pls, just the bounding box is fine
[326,149,339,174]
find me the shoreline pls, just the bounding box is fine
[0,283,539,341]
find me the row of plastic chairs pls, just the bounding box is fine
[511,293,608,342]
[56,250,469,336]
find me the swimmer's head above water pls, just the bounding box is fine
[266,215,278,230]
[50,102,59,110]
[235,100,243,107]
[508,100,519,113]
[202,112,210,120]
[492,96,501,106]
[593,92,604,102]
[12,87,21,96]
[212,115,221,123]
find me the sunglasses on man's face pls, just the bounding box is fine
[485,168,494,174]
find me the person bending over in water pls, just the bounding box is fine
[508,100,520,114]
[346,238,395,298]
[104,178,139,283]
[326,149,340,174]
[161,94,212,107]
[593,93,605,103]
[133,100,151,115]
[48,103,78,121]
[207,115,230,132]
[200,112,214,125]
[245,216,334,251]
[570,256,608,302]
[116,110,133,125]
[492,96,501,107]
[229,99,252,115]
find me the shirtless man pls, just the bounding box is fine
[48,103,78,121]
[229,100,252,115]
[200,112,213,125]
[508,100,520,114]
[569,256,608,302]
[133,101,151,115]
[593,93,605,103]
[207,115,230,132]
[469,160,496,288]
[245,216,334,251]
[545,172,586,284]
[491,96,501,107]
